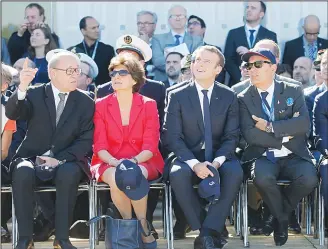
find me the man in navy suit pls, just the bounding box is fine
[283,15,328,69]
[163,45,243,249]
[151,5,203,82]
[224,1,277,86]
[313,50,328,231]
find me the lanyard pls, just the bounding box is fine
[261,95,275,122]
[83,40,99,60]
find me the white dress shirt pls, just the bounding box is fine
[171,31,185,44]
[245,24,260,48]
[257,82,292,158]
[185,81,226,170]
[17,83,69,156]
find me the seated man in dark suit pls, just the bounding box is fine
[5,52,94,249]
[238,48,318,246]
[283,15,328,69]
[224,1,277,86]
[313,49,328,234]
[163,45,243,249]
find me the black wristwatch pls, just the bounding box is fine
[265,122,273,133]
[132,157,138,164]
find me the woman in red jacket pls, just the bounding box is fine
[91,54,164,247]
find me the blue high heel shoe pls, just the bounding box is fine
[143,239,157,249]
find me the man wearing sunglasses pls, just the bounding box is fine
[283,14,328,69]
[238,48,318,246]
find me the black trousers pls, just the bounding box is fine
[1,164,12,229]
[12,159,83,240]
[252,155,318,223]
[170,159,243,232]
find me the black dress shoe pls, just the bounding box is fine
[274,220,288,246]
[33,219,55,241]
[15,239,34,249]
[173,222,191,240]
[194,236,220,249]
[212,235,227,249]
[288,210,301,234]
[262,215,276,236]
[53,239,77,249]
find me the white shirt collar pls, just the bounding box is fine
[257,81,275,96]
[245,24,261,33]
[51,83,69,97]
[168,78,176,86]
[195,80,215,98]
[171,31,185,40]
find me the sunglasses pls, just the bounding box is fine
[245,60,272,70]
[109,70,130,77]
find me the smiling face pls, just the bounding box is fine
[191,49,221,82]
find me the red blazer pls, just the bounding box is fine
[91,93,164,176]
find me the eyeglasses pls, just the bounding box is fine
[109,70,130,77]
[188,21,201,27]
[245,61,272,70]
[53,68,82,75]
[305,32,319,36]
[137,22,155,27]
[169,14,186,19]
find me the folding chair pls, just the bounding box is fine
[10,182,91,249]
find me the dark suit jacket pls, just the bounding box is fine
[224,26,277,86]
[238,80,313,164]
[163,81,239,162]
[165,80,190,106]
[5,83,95,178]
[96,79,166,125]
[282,36,328,69]
[68,41,115,86]
[313,90,328,158]
[304,84,326,147]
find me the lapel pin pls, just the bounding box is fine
[277,100,280,105]
[286,97,294,106]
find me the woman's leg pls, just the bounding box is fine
[102,168,132,219]
[130,166,155,243]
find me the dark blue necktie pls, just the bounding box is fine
[260,92,270,111]
[174,35,181,46]
[249,29,256,48]
[202,90,213,162]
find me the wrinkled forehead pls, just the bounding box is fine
[55,55,80,68]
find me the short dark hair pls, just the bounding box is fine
[108,54,145,93]
[260,1,266,14]
[192,45,225,68]
[79,16,94,30]
[166,52,183,61]
[188,15,206,28]
[25,3,45,21]
[276,64,292,77]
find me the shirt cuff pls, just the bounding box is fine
[17,88,27,100]
[213,156,226,167]
[282,137,289,143]
[185,159,200,170]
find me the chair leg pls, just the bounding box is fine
[164,184,170,249]
[306,194,312,235]
[168,184,174,249]
[313,187,319,239]
[243,181,249,248]
[94,183,99,245]
[319,181,325,246]
[89,180,95,249]
[11,191,17,249]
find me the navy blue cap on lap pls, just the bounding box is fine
[198,166,221,203]
[115,160,150,200]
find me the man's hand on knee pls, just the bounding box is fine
[193,162,214,179]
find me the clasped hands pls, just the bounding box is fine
[108,157,136,167]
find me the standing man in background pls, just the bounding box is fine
[68,16,115,86]
[224,1,277,86]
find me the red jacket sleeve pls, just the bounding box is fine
[93,101,109,154]
[142,101,160,154]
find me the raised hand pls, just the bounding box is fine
[19,57,38,92]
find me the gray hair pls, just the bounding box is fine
[48,52,80,72]
[137,10,158,24]
[167,5,187,20]
[81,61,96,79]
